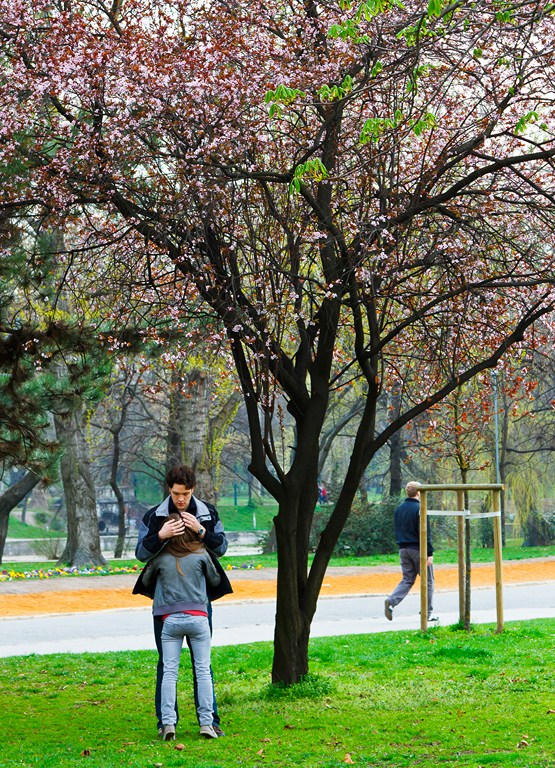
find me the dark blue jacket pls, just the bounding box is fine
[394,497,434,557]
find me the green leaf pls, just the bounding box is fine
[411,111,438,136]
[289,159,329,194]
[514,110,539,135]
[427,0,442,17]
[328,18,369,42]
[359,116,397,145]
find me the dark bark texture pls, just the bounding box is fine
[54,406,105,567]
[0,470,40,564]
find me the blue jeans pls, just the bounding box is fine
[153,605,220,728]
[160,613,214,727]
[388,547,435,617]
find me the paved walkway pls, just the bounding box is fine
[1,557,554,618]
[2,579,555,658]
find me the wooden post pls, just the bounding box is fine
[420,489,428,631]
[457,489,465,624]
[493,488,504,633]
[416,483,504,632]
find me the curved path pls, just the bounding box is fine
[1,558,554,657]
[1,557,555,616]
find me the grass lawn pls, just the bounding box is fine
[5,517,64,540]
[216,497,278,531]
[3,543,555,578]
[1,620,554,767]
[227,543,555,570]
[6,500,279,537]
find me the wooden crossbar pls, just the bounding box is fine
[467,511,502,519]
[427,509,501,518]
[419,484,504,634]
[427,509,468,517]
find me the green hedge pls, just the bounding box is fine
[311,498,398,556]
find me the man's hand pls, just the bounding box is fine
[180,511,206,538]
[158,516,186,541]
[427,555,434,566]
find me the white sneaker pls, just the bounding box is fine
[200,724,218,739]
[428,614,440,622]
[384,599,393,621]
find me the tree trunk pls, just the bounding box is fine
[0,470,41,564]
[262,524,277,554]
[270,463,369,683]
[110,428,127,559]
[166,367,240,501]
[271,491,314,684]
[109,390,131,559]
[388,383,403,497]
[252,354,379,683]
[358,475,368,505]
[389,429,403,498]
[166,368,215,499]
[20,495,28,524]
[54,405,105,567]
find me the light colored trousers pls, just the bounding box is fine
[161,613,214,727]
[388,547,434,617]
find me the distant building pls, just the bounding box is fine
[96,487,148,534]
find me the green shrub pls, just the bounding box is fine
[523,509,555,546]
[310,497,398,556]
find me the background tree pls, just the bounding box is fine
[32,225,116,567]
[91,364,145,559]
[0,470,41,564]
[500,344,555,544]
[165,362,242,500]
[0,213,103,561]
[54,401,105,566]
[419,379,496,627]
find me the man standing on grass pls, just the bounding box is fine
[133,465,232,738]
[384,481,438,623]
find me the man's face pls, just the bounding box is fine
[169,484,194,511]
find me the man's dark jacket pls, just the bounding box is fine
[394,496,434,557]
[132,495,232,601]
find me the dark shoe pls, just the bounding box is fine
[384,598,393,621]
[200,724,218,739]
[212,725,225,737]
[162,724,176,741]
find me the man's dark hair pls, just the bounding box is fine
[165,465,196,489]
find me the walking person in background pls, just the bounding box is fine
[385,481,438,622]
[133,465,231,738]
[142,515,221,740]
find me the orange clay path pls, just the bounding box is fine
[1,558,555,618]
